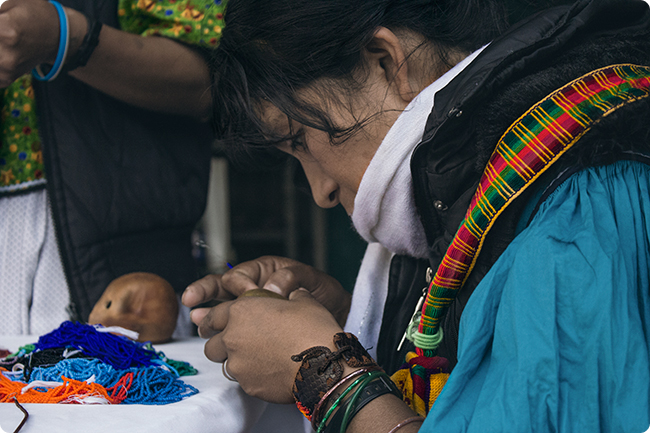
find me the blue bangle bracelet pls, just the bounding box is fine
[32,0,69,81]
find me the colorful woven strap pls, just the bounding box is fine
[414,64,650,356]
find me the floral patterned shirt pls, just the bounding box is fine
[0,0,225,195]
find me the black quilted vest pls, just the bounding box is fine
[34,0,213,321]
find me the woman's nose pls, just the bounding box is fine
[310,176,340,208]
[296,156,340,209]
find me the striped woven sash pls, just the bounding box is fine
[415,64,650,357]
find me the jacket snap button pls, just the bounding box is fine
[425,267,433,284]
[434,200,448,211]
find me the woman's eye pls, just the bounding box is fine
[290,139,307,152]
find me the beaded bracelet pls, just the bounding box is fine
[33,0,69,81]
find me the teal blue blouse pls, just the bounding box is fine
[423,160,650,432]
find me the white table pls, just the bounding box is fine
[0,336,305,433]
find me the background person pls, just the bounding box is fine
[0,0,226,335]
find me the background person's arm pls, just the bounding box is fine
[0,0,212,119]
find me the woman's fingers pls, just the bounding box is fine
[220,256,303,296]
[264,266,351,326]
[204,333,227,363]
[184,256,352,327]
[182,274,236,307]
[195,300,231,339]
[288,286,318,302]
[260,266,307,296]
[188,307,210,327]
[183,257,297,307]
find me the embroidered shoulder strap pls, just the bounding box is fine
[392,64,650,417]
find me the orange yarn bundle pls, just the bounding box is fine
[0,373,118,404]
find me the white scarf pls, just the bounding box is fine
[345,47,487,356]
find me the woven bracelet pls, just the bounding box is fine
[291,333,377,421]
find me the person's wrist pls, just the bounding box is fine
[324,372,402,433]
[41,1,63,64]
[284,326,345,404]
[32,0,68,81]
[63,7,89,62]
[290,332,379,422]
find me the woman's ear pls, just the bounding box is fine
[364,27,417,104]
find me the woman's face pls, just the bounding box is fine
[266,78,407,215]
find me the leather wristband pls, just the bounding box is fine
[324,373,402,433]
[65,15,103,72]
[291,333,377,420]
[332,333,375,367]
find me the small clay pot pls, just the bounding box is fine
[88,272,179,343]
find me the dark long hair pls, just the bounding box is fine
[211,0,564,166]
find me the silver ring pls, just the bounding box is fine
[222,358,237,382]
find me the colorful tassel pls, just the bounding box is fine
[391,353,449,416]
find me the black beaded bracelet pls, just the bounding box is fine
[324,372,402,433]
[65,15,103,72]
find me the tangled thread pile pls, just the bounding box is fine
[0,321,198,405]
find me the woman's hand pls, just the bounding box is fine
[182,256,351,326]
[197,288,344,403]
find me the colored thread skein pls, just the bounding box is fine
[143,344,198,377]
[1,321,200,406]
[0,374,116,404]
[36,321,157,369]
[121,367,198,405]
[29,358,198,404]
[0,344,36,371]
[30,359,124,387]
[10,347,90,382]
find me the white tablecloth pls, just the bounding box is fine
[0,336,305,433]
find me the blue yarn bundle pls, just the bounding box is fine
[30,358,198,404]
[2,321,199,405]
[36,321,157,369]
[31,359,119,386]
